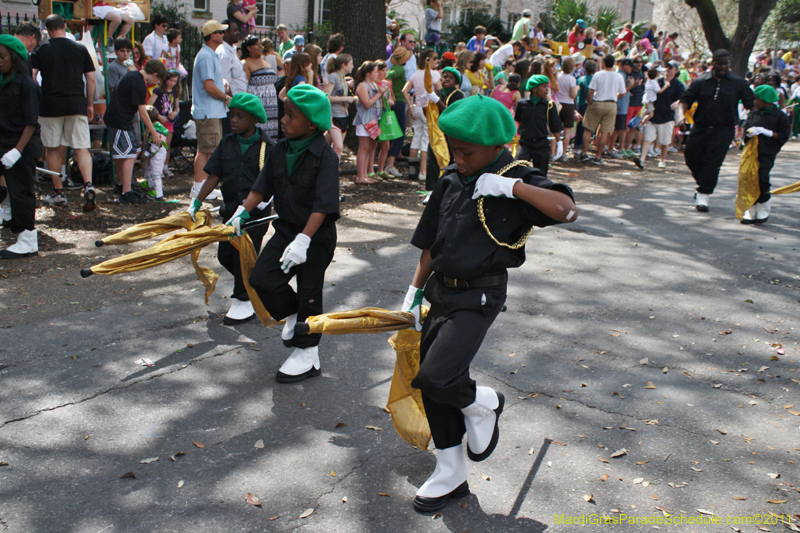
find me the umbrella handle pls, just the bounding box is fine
[95,240,104,247]
[294,322,310,336]
[80,268,94,278]
[241,214,279,231]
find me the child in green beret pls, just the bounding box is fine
[227,84,340,383]
[740,84,791,224]
[0,35,42,259]
[515,74,563,177]
[400,94,577,512]
[188,92,274,324]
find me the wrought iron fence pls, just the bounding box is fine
[0,11,39,34]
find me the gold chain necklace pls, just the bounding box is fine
[259,141,266,170]
[476,159,535,250]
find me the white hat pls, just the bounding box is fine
[522,9,532,16]
[571,51,586,64]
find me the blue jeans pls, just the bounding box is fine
[388,101,406,158]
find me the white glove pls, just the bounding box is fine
[256,201,270,211]
[426,91,440,104]
[401,285,424,332]
[471,173,522,200]
[280,233,311,273]
[753,126,774,138]
[186,198,201,222]
[555,140,564,159]
[1,149,21,169]
[225,205,250,237]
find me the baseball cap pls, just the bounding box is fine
[668,60,681,69]
[294,34,305,46]
[522,9,532,16]
[201,20,227,37]
[620,58,633,66]
[576,19,587,29]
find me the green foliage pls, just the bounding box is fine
[446,11,511,45]
[539,0,647,42]
[388,10,419,40]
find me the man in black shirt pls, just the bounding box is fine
[103,60,165,204]
[515,75,563,177]
[680,49,754,212]
[31,15,97,211]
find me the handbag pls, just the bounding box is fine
[364,119,382,140]
[378,97,403,141]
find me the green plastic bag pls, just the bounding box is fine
[53,2,74,21]
[378,98,402,142]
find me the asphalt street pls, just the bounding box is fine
[1,145,799,532]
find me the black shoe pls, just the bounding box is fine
[0,249,38,259]
[695,205,709,212]
[83,183,96,212]
[467,391,505,462]
[275,367,321,384]
[633,157,644,169]
[119,191,150,205]
[753,217,768,225]
[62,177,83,189]
[0,186,6,203]
[740,218,756,225]
[222,314,255,326]
[413,481,470,513]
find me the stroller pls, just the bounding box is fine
[169,101,197,175]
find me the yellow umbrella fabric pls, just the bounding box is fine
[735,137,760,219]
[771,181,800,195]
[304,307,415,335]
[425,60,449,178]
[387,320,431,450]
[98,210,214,245]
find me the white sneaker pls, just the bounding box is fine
[421,192,431,205]
[385,166,402,178]
[668,145,679,153]
[695,192,710,212]
[657,161,667,169]
[646,149,657,158]
[205,189,222,200]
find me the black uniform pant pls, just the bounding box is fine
[411,274,507,450]
[0,139,41,233]
[248,220,336,349]
[217,216,268,301]
[517,143,550,178]
[757,152,776,204]
[684,125,735,194]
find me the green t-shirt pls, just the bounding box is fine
[278,40,294,59]
[678,68,690,84]
[386,64,407,101]
[495,71,508,83]
[512,17,529,41]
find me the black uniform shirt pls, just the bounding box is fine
[743,106,791,156]
[251,132,340,230]
[515,97,563,148]
[204,129,275,218]
[0,71,41,147]
[411,149,574,281]
[680,70,754,128]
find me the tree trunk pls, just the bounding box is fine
[331,0,386,66]
[331,0,387,154]
[684,0,778,76]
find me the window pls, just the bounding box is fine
[193,0,208,12]
[320,0,331,24]
[460,8,474,24]
[256,0,277,27]
[508,13,520,28]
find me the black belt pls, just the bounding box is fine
[593,100,615,103]
[436,272,507,290]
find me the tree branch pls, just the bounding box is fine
[683,0,731,50]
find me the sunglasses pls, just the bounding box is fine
[214,30,225,35]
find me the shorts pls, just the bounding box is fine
[410,106,429,150]
[108,127,141,159]
[626,105,642,125]
[614,113,627,131]
[93,5,124,19]
[194,117,222,153]
[332,116,350,134]
[583,101,617,134]
[558,102,575,128]
[644,121,674,145]
[39,115,91,149]
[355,124,369,137]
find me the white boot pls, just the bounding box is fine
[755,199,771,224]
[1,229,38,259]
[276,346,320,383]
[741,204,757,224]
[694,193,710,212]
[461,386,505,462]
[413,444,470,513]
[223,299,255,325]
[281,313,298,341]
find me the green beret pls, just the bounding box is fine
[442,66,461,85]
[0,35,28,61]
[228,92,267,124]
[754,84,778,104]
[439,94,516,146]
[525,74,550,92]
[287,84,332,132]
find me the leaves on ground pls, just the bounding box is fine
[170,452,185,461]
[120,472,136,479]
[299,508,314,518]
[364,425,383,431]
[644,382,657,389]
[139,457,159,464]
[583,494,594,502]
[254,440,264,449]
[192,441,205,449]
[245,493,262,507]
[611,448,627,458]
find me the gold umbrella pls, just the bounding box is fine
[94,210,215,247]
[425,59,450,179]
[735,137,760,219]
[771,181,800,195]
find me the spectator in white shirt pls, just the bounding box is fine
[580,54,627,164]
[142,14,169,60]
